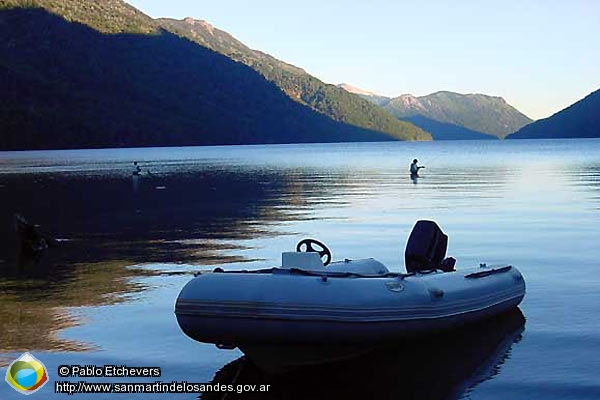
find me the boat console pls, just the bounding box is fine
[282,252,325,270]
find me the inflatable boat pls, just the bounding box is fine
[175,221,525,371]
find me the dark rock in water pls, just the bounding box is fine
[13,214,58,276]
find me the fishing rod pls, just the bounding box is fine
[420,151,446,169]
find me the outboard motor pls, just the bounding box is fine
[405,220,455,273]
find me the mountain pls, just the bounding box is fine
[383,92,532,139]
[401,116,497,141]
[0,0,159,34]
[0,1,430,150]
[157,18,429,141]
[336,83,390,106]
[337,83,380,97]
[338,84,532,139]
[336,87,499,140]
[508,89,600,139]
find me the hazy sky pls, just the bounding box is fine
[128,0,599,120]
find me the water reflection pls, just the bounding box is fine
[572,164,600,207]
[0,155,522,356]
[0,167,356,355]
[0,261,151,356]
[410,172,419,184]
[2,141,599,399]
[202,309,525,400]
[0,169,342,270]
[0,151,521,275]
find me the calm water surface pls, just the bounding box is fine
[1,139,599,399]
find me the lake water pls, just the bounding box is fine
[1,139,599,399]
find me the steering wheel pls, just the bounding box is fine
[296,238,332,266]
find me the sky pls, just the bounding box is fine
[128,0,600,120]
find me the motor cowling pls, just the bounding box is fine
[405,220,454,273]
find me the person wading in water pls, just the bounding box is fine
[410,159,425,177]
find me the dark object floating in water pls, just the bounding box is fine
[175,220,526,373]
[13,214,59,274]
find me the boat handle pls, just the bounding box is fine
[465,265,512,279]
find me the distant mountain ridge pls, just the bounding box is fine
[337,83,391,106]
[509,89,600,139]
[157,17,430,141]
[385,92,532,138]
[337,83,379,97]
[400,116,497,141]
[339,84,533,139]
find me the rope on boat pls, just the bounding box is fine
[209,266,415,279]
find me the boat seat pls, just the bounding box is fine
[405,220,451,273]
[281,252,325,270]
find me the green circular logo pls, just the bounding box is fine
[5,353,49,395]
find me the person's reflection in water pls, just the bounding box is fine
[200,309,525,400]
[132,174,140,193]
[132,161,142,193]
